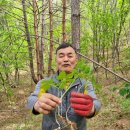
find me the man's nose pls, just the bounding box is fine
[64,56,69,61]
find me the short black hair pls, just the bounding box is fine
[56,43,77,54]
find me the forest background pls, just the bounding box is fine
[0,0,130,130]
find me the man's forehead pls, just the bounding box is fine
[57,47,76,54]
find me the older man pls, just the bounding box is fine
[27,43,101,130]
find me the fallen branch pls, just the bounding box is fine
[78,52,130,84]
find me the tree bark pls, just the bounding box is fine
[48,0,53,76]
[33,0,41,81]
[22,0,38,84]
[40,0,46,79]
[62,0,66,42]
[71,0,80,52]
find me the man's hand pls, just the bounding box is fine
[34,93,61,114]
[70,92,94,116]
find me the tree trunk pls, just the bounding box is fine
[40,0,46,79]
[22,0,38,84]
[48,0,53,76]
[33,0,41,81]
[71,0,80,52]
[62,0,66,42]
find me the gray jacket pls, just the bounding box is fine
[27,73,101,130]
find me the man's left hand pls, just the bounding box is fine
[70,92,94,116]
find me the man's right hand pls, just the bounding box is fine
[34,93,61,114]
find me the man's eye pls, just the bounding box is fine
[59,55,64,58]
[68,55,73,58]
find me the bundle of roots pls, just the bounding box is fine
[54,115,77,130]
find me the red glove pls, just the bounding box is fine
[70,92,93,116]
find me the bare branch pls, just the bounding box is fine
[78,52,130,84]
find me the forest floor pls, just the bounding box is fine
[0,72,130,130]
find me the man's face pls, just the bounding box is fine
[56,47,77,74]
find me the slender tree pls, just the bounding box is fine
[22,0,38,83]
[40,0,46,79]
[62,0,67,42]
[33,0,41,81]
[48,0,53,76]
[71,0,80,52]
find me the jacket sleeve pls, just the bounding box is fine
[27,80,42,111]
[86,81,101,117]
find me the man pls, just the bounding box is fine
[27,43,101,130]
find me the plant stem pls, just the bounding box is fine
[60,80,75,100]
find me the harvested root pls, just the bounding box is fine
[54,115,77,130]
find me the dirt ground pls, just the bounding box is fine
[0,75,130,130]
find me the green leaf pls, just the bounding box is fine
[112,87,118,91]
[85,66,91,74]
[59,82,65,89]
[40,79,52,91]
[68,78,74,83]
[72,69,78,76]
[126,94,130,99]
[57,71,66,80]
[125,83,130,90]
[7,87,14,97]
[59,79,66,89]
[119,88,127,96]
[67,72,74,79]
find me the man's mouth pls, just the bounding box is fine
[63,64,70,67]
